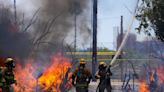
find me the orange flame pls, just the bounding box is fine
[149,71,154,82]
[139,65,164,92]
[38,54,71,91]
[138,81,150,92]
[13,54,71,92]
[13,59,36,92]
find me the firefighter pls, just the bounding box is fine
[0,67,5,88]
[95,61,112,92]
[1,58,16,92]
[71,58,92,92]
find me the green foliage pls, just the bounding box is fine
[97,47,113,52]
[136,0,164,41]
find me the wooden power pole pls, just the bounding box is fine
[92,0,98,81]
[14,0,17,24]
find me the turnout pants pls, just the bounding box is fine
[99,82,112,92]
[76,87,88,92]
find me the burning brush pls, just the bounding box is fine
[13,53,72,92]
[139,64,164,92]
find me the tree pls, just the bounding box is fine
[136,0,164,41]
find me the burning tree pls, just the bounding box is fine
[136,0,164,91]
[0,0,92,91]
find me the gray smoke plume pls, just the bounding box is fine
[31,0,92,52]
[0,0,92,61]
[0,6,32,59]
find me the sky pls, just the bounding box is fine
[97,0,146,49]
[7,0,148,50]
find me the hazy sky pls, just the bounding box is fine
[8,0,148,50]
[98,0,146,49]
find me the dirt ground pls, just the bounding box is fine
[69,80,139,92]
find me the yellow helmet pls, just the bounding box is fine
[99,61,106,67]
[79,58,86,65]
[5,58,14,64]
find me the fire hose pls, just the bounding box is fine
[110,16,135,66]
[110,0,139,66]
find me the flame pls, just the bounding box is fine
[13,53,71,92]
[38,54,71,91]
[139,65,164,92]
[138,81,150,92]
[13,59,37,92]
[149,71,154,82]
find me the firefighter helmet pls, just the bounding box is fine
[99,61,106,66]
[5,57,15,68]
[5,58,14,64]
[79,58,86,65]
[99,61,107,69]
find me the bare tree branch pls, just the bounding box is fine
[33,10,65,48]
[23,9,40,32]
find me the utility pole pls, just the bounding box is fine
[14,0,17,24]
[120,16,124,81]
[92,0,98,81]
[74,12,77,52]
[74,0,77,52]
[73,0,80,52]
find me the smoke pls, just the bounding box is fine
[0,6,32,59]
[0,0,92,62]
[33,0,92,50]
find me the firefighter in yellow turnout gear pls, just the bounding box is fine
[72,58,92,92]
[0,58,16,92]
